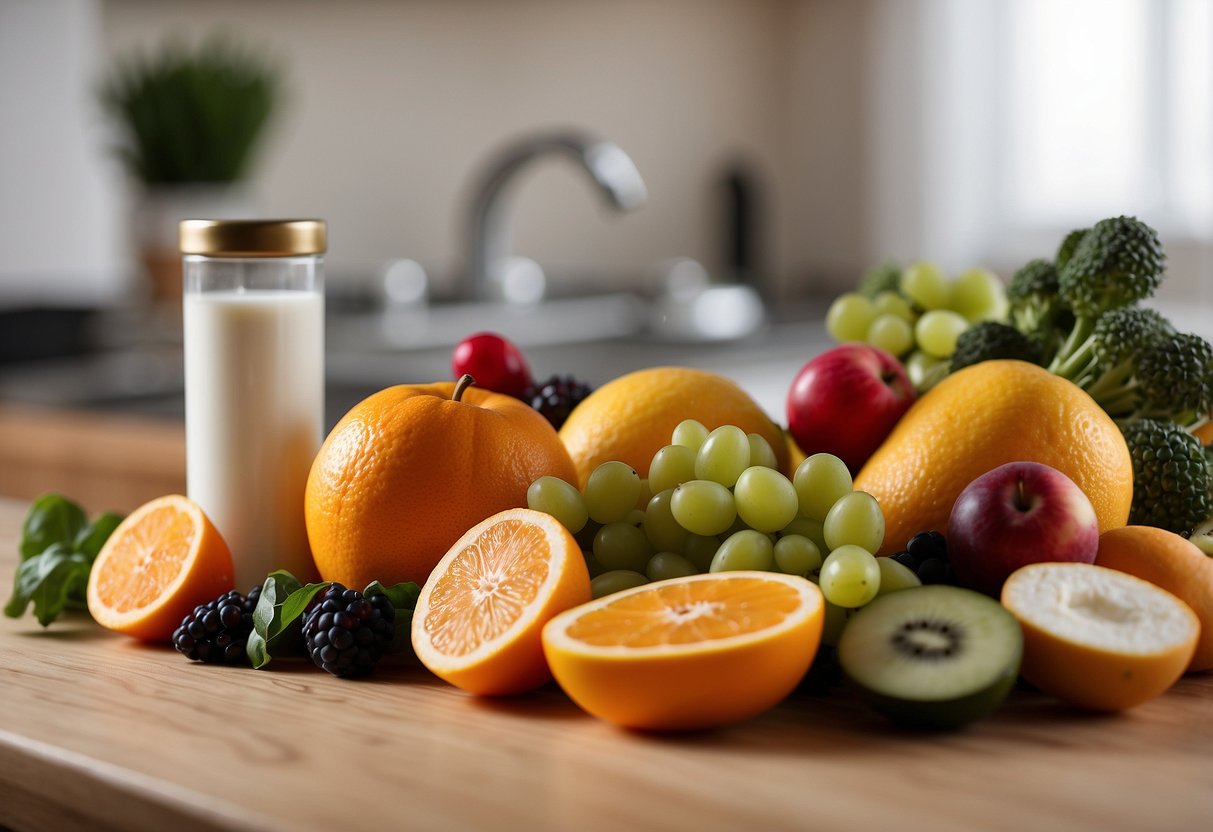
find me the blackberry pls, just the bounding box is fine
[173,585,262,664]
[524,374,594,429]
[889,531,956,586]
[301,584,395,678]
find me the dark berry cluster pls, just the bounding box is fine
[889,531,956,586]
[301,584,396,678]
[173,585,262,664]
[523,374,594,429]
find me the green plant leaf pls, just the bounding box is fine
[365,580,421,656]
[247,574,331,670]
[72,512,124,560]
[20,495,87,561]
[4,544,93,626]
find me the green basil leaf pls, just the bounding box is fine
[20,495,87,561]
[277,582,333,628]
[4,543,93,626]
[363,580,421,610]
[247,570,304,669]
[365,580,421,656]
[247,575,332,669]
[72,512,124,560]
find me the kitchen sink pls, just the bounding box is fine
[0,295,831,428]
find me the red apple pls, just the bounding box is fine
[451,332,533,399]
[786,343,915,473]
[948,461,1099,596]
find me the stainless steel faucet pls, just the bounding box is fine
[466,129,648,301]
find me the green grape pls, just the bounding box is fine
[584,461,642,524]
[682,533,721,572]
[710,530,776,573]
[583,549,607,578]
[905,349,947,389]
[694,425,751,487]
[670,480,737,536]
[671,418,709,451]
[747,433,778,470]
[822,490,885,553]
[646,551,699,581]
[915,309,970,358]
[591,570,648,599]
[948,267,1008,323]
[876,556,921,595]
[872,289,916,322]
[781,516,828,553]
[773,534,822,577]
[574,519,603,552]
[821,600,855,646]
[734,466,799,532]
[635,478,653,510]
[626,509,647,526]
[593,522,653,572]
[818,544,881,608]
[648,444,697,494]
[527,475,589,533]
[899,261,949,310]
[793,453,853,521]
[826,292,877,342]
[866,313,914,357]
[643,489,689,553]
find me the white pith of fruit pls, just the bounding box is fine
[1003,563,1198,656]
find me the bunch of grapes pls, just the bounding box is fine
[826,262,1009,391]
[528,420,919,643]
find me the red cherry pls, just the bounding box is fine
[451,332,534,398]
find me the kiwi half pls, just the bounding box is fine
[838,585,1023,729]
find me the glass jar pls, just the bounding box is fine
[180,219,326,589]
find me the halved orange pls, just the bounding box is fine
[542,572,824,730]
[1002,562,1199,711]
[411,508,591,696]
[86,494,235,641]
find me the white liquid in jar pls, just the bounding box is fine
[184,289,324,589]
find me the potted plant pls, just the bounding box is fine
[100,37,279,306]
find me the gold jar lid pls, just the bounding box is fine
[179,219,327,257]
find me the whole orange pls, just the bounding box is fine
[855,360,1132,554]
[305,377,577,588]
[558,366,788,486]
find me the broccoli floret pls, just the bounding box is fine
[1048,216,1166,373]
[1134,333,1213,420]
[1055,228,1088,273]
[858,261,902,299]
[1053,306,1175,395]
[1120,418,1213,534]
[950,322,1044,372]
[1006,259,1073,364]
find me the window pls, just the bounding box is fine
[1001,0,1212,237]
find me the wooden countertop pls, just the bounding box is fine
[0,495,1210,832]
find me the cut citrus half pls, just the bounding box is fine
[86,494,235,641]
[542,571,824,730]
[411,508,591,696]
[1002,562,1199,711]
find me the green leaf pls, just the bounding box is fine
[72,512,124,560]
[20,495,87,561]
[365,580,421,656]
[247,573,331,670]
[4,543,93,626]
[247,570,303,669]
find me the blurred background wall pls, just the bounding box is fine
[2,0,1210,307]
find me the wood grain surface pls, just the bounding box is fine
[0,496,1210,832]
[0,405,185,514]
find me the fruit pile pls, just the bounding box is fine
[7,213,1213,737]
[527,422,899,608]
[825,261,1008,391]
